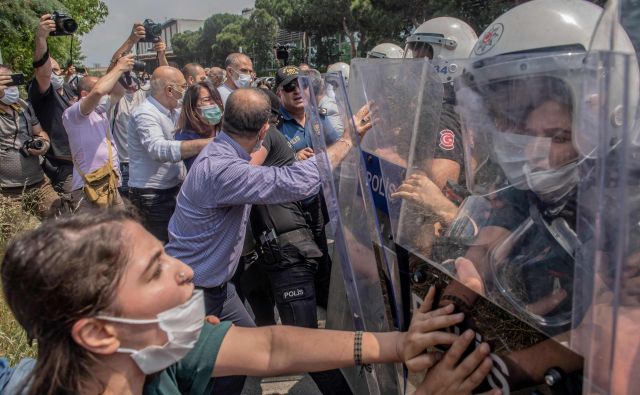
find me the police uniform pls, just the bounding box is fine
[250,126,352,394]
[277,106,339,310]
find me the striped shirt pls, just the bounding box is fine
[165,131,321,288]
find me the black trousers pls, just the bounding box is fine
[301,193,332,309]
[128,185,179,244]
[265,242,352,395]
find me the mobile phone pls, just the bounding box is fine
[7,73,25,87]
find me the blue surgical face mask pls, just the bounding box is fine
[199,104,222,125]
[0,86,19,105]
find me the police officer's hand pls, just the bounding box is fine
[153,39,166,54]
[400,286,464,372]
[0,73,11,99]
[415,329,500,395]
[130,22,146,43]
[392,173,457,223]
[37,14,57,38]
[296,147,314,161]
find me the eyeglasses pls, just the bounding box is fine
[282,81,299,93]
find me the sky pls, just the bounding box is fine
[81,0,255,67]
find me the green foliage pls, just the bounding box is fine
[244,9,279,72]
[0,0,108,78]
[211,20,248,66]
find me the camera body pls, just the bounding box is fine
[141,19,162,43]
[7,73,25,87]
[50,11,78,36]
[19,139,45,158]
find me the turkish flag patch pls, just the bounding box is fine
[439,129,455,151]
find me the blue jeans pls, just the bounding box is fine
[128,186,179,244]
[201,282,255,395]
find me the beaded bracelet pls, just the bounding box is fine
[354,331,372,374]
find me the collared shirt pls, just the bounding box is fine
[62,98,121,191]
[278,106,341,152]
[128,96,185,189]
[165,131,321,288]
[112,90,147,163]
[217,83,234,106]
[0,101,43,188]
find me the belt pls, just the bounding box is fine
[129,185,180,195]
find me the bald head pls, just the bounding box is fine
[223,88,270,138]
[225,53,252,69]
[151,66,187,109]
[182,63,206,86]
[78,76,98,96]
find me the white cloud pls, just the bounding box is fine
[81,0,255,66]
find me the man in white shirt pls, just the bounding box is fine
[128,66,211,243]
[217,53,254,105]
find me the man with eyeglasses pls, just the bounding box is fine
[218,53,255,106]
[128,66,211,243]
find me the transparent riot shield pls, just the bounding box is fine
[347,59,444,341]
[572,1,640,394]
[393,48,599,393]
[297,73,399,394]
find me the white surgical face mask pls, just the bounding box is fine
[97,289,205,375]
[492,131,551,188]
[233,71,252,89]
[523,161,579,204]
[0,86,19,105]
[51,73,65,90]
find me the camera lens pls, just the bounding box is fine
[62,18,78,34]
[133,61,146,73]
[31,140,45,150]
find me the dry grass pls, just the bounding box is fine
[0,191,41,365]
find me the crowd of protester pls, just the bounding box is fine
[0,13,501,395]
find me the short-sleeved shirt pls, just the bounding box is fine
[0,101,44,187]
[175,128,208,172]
[250,127,308,235]
[28,80,76,159]
[128,96,185,190]
[278,106,341,152]
[112,90,147,163]
[144,321,232,395]
[433,103,463,165]
[62,98,121,191]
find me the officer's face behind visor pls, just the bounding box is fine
[406,42,434,60]
[481,76,579,170]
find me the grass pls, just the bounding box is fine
[0,191,42,365]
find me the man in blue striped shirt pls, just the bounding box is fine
[166,88,371,322]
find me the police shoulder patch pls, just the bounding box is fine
[438,129,456,151]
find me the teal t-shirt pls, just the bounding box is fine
[143,321,232,394]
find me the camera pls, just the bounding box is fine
[19,139,46,158]
[7,73,25,87]
[50,11,78,36]
[141,19,162,43]
[133,61,146,73]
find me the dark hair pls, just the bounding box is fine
[176,81,223,137]
[1,210,135,395]
[222,88,270,138]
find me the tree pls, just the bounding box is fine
[0,0,108,78]
[171,30,202,64]
[198,13,245,65]
[211,20,248,66]
[244,9,278,72]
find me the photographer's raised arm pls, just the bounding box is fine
[80,55,134,116]
[107,23,145,73]
[33,14,56,93]
[154,40,169,67]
